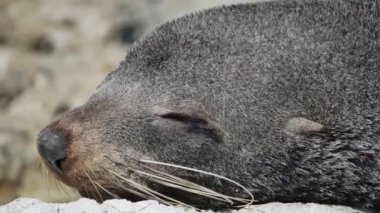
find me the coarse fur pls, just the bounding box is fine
[38,0,380,211]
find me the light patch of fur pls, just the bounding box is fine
[284,117,324,135]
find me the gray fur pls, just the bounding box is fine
[40,0,380,211]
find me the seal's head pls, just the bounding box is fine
[36,85,238,208]
[36,42,245,208]
[37,0,380,211]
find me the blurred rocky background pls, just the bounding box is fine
[0,0,261,205]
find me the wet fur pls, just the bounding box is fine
[41,0,380,211]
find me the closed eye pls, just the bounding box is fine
[158,112,223,143]
[159,112,208,126]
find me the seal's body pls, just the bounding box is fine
[37,0,380,211]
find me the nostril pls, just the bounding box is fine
[37,129,66,172]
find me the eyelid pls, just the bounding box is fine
[156,111,224,143]
[158,112,208,125]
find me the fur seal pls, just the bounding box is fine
[37,0,380,211]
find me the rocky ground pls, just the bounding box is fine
[0,198,363,213]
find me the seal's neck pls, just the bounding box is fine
[247,116,380,209]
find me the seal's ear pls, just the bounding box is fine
[153,106,224,143]
[284,117,325,136]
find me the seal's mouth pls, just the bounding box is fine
[46,157,66,173]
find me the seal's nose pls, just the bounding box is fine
[37,130,66,172]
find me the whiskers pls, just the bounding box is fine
[108,170,195,208]
[83,167,121,201]
[39,159,75,199]
[84,169,104,202]
[104,159,255,209]
[41,154,255,209]
[141,160,255,208]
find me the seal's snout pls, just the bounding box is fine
[37,129,66,172]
